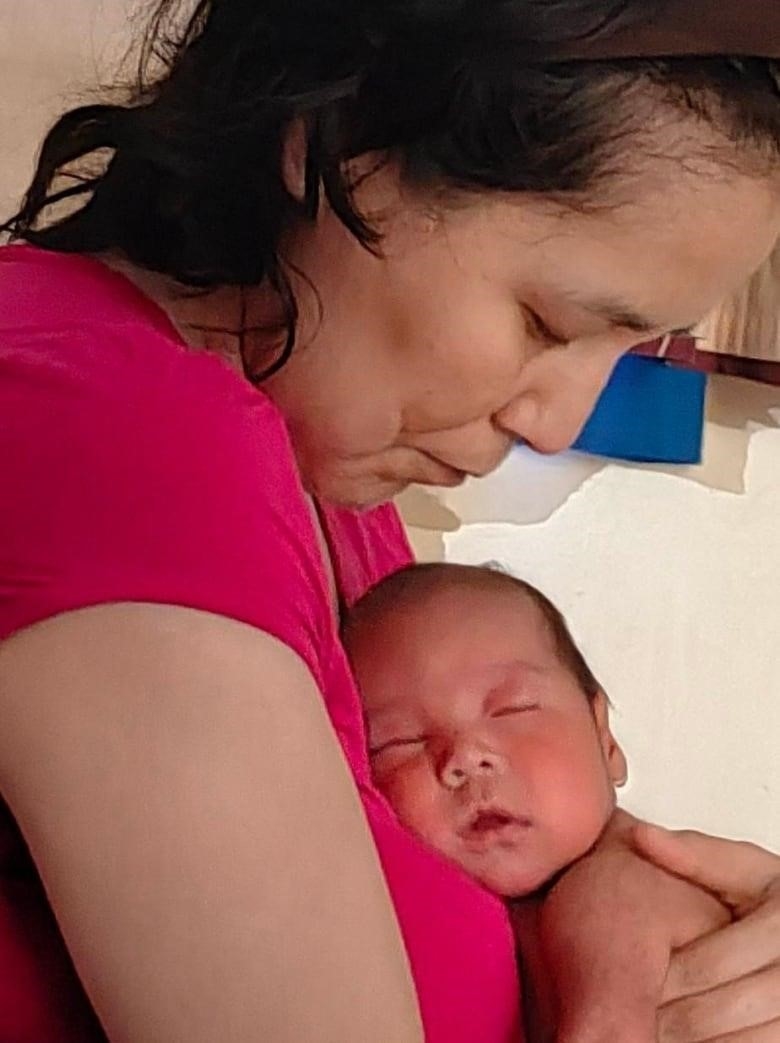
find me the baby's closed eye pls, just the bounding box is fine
[490,703,540,719]
[369,734,429,758]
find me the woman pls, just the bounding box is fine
[1,2,779,1040]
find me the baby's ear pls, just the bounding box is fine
[592,691,628,788]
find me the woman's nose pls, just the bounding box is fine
[438,743,504,791]
[494,335,633,455]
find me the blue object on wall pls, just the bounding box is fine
[573,354,707,464]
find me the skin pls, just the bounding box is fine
[347,581,627,895]
[4,101,780,1041]
[642,827,780,1043]
[515,810,732,1043]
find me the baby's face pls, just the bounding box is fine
[350,583,626,896]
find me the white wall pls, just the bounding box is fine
[0,0,130,215]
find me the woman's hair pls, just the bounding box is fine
[342,562,603,702]
[3,0,780,378]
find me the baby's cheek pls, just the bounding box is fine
[373,763,444,842]
[527,734,614,858]
[552,782,613,860]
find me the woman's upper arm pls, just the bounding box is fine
[0,603,423,1043]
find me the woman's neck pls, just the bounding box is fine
[96,253,277,375]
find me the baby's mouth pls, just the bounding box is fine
[460,807,532,839]
[471,810,515,833]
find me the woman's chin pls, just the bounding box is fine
[304,462,413,510]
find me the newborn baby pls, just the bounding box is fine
[342,563,730,1042]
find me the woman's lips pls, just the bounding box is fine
[421,455,470,486]
[432,467,468,487]
[378,452,468,489]
[425,442,515,482]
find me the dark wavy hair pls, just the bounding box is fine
[3,0,780,379]
[342,562,603,702]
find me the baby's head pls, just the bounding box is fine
[342,564,627,897]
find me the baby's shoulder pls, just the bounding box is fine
[552,812,729,948]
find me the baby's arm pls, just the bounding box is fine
[514,818,730,1043]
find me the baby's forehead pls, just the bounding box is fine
[349,569,568,704]
[415,573,546,620]
[414,580,555,649]
[366,654,551,726]
[371,582,557,673]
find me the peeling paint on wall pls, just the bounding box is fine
[402,376,780,547]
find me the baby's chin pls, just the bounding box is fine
[467,856,561,898]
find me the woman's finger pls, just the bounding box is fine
[700,1020,780,1043]
[658,964,780,1042]
[633,824,780,914]
[664,905,780,1002]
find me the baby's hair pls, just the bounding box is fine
[342,562,602,702]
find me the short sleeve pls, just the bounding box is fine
[0,321,332,687]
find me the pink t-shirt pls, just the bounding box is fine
[0,245,521,1042]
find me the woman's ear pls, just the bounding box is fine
[281,118,309,202]
[592,690,628,788]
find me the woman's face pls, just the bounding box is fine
[265,151,780,509]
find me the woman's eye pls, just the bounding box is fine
[491,704,540,719]
[525,309,566,346]
[369,736,428,758]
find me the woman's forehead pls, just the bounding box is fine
[477,172,780,331]
[551,0,780,61]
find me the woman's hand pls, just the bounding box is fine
[634,824,780,1042]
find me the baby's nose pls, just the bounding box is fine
[439,745,503,791]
